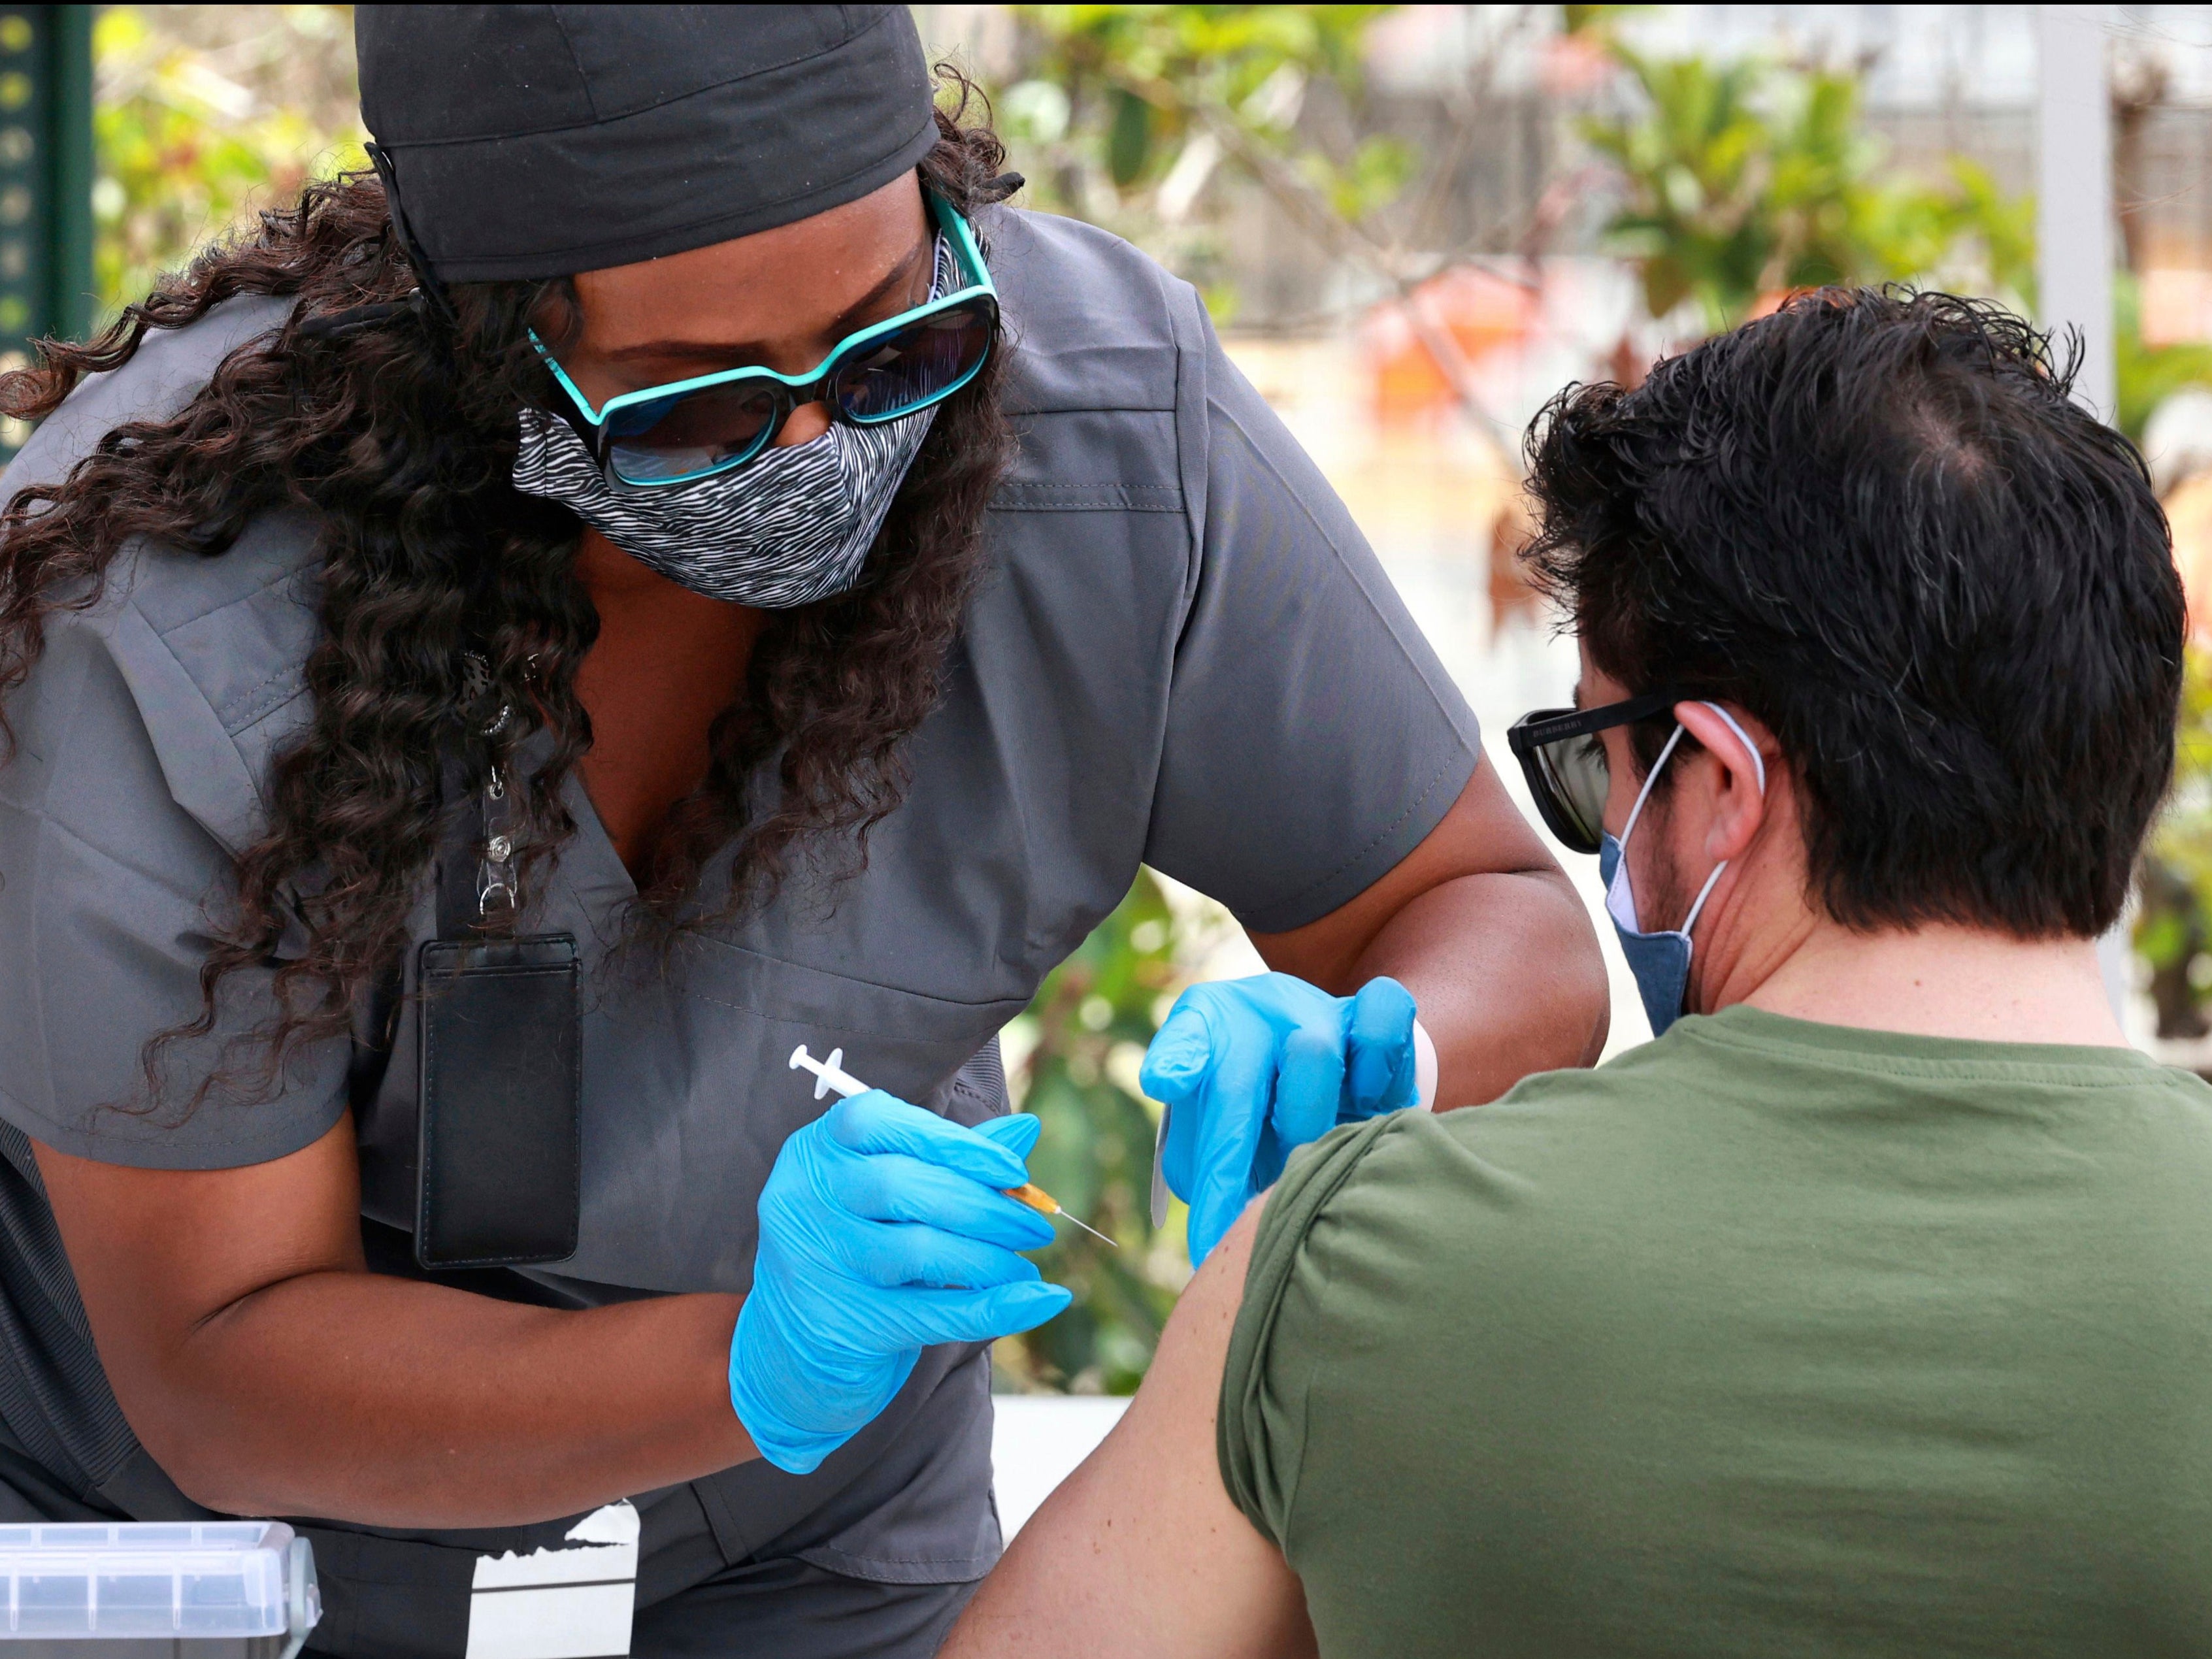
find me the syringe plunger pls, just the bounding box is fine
[789,1043,868,1100]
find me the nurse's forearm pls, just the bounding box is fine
[34,1126,759,1529]
[158,1274,755,1526]
[1349,866,1608,1104]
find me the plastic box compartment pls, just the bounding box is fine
[0,1522,318,1658]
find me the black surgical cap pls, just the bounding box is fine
[354,5,940,283]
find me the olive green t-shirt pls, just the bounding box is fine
[1220,1007,2212,1656]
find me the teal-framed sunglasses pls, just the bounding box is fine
[535,191,997,487]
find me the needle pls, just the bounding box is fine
[1002,1183,1119,1247]
[790,1044,1119,1247]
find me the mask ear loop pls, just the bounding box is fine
[1700,703,1768,795]
[1615,701,1770,939]
[1676,702,1770,938]
[1618,723,1687,849]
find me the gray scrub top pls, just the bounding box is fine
[0,208,1478,1591]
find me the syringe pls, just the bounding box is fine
[789,1044,1117,1248]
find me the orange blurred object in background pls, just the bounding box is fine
[2164,472,2212,646]
[1366,266,1539,423]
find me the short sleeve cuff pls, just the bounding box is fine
[0,1071,350,1173]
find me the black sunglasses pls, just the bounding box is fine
[1506,689,1684,855]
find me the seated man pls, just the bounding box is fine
[943,290,2208,1656]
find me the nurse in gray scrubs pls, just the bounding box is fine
[0,7,1606,1655]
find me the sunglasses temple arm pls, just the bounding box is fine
[528,336,612,429]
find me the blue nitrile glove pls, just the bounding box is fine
[1141,974,1422,1265]
[730,1092,1071,1474]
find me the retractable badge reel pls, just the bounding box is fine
[414,709,583,1270]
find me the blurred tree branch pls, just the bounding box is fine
[1007,4,1563,463]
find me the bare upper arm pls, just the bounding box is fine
[1251,759,1562,992]
[32,1116,365,1456]
[944,1197,1315,1659]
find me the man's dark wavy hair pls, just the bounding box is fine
[0,79,1017,1104]
[1521,287,2183,940]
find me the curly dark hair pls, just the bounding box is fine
[1520,286,2181,940]
[0,86,1018,1106]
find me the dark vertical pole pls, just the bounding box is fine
[0,3,92,460]
[48,2,91,341]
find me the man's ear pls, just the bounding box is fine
[1673,701,1776,864]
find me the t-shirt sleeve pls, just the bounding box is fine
[1142,312,1480,932]
[1218,1113,1398,1546]
[0,605,350,1169]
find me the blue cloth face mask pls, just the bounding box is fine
[1600,706,1767,1037]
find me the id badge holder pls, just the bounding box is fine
[415,754,582,1270]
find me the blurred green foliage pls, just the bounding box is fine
[1579,27,2212,446]
[993,870,1202,1394]
[2139,651,2212,1040]
[1582,41,2031,336]
[93,5,362,316]
[993,5,1411,318]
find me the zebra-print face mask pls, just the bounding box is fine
[510,236,949,609]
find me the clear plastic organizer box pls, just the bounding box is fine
[0,1522,318,1659]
